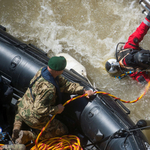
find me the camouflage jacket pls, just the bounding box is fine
[17,67,84,127]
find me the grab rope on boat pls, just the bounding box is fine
[29,81,150,150]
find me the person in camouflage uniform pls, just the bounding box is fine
[12,56,94,144]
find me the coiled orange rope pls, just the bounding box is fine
[30,81,150,150]
[31,135,82,150]
[0,144,4,147]
[31,94,86,150]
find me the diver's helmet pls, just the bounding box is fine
[105,59,120,74]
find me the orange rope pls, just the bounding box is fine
[0,144,4,147]
[31,81,150,149]
[96,81,150,103]
[31,135,83,150]
[33,94,86,150]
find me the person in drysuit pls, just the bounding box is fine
[105,12,150,84]
[12,56,95,144]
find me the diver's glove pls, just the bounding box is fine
[146,11,150,20]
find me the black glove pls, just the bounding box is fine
[146,11,150,20]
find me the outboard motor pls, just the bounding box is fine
[0,25,150,150]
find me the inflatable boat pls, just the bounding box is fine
[0,25,150,150]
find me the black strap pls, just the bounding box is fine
[128,42,141,50]
[29,75,41,101]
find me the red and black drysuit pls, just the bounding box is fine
[118,14,150,84]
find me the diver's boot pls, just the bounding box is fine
[2,144,26,150]
[12,120,22,141]
[15,130,34,144]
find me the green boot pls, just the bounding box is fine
[1,144,26,150]
[15,130,33,144]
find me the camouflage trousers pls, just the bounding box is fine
[15,113,68,141]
